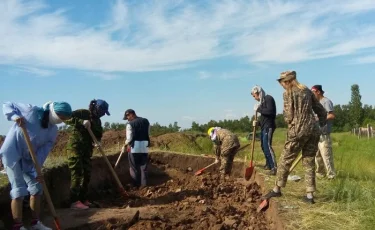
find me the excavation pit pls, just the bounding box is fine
[0,152,283,230]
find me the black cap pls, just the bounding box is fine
[311,85,324,94]
[123,109,135,120]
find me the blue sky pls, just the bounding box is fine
[1,0,375,135]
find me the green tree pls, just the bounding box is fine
[348,84,363,128]
[275,114,287,128]
[104,122,110,131]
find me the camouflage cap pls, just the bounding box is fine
[277,70,296,82]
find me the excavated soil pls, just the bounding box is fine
[62,164,270,230]
[38,131,208,157]
[1,131,277,229]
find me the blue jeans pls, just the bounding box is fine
[5,160,42,199]
[261,127,277,170]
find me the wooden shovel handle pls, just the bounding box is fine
[250,113,258,162]
[87,128,125,192]
[114,149,125,169]
[289,153,302,172]
[20,126,61,230]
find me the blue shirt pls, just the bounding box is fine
[0,102,58,171]
[320,97,334,133]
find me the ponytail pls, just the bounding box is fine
[89,99,97,118]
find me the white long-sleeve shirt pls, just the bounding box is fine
[124,123,150,153]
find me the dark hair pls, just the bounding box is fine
[41,110,50,129]
[89,100,97,112]
[89,99,97,118]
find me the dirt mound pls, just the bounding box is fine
[1,130,206,158]
[87,166,269,230]
[48,130,125,156]
[151,133,206,152]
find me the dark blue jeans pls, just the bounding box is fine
[128,153,148,187]
[260,127,277,170]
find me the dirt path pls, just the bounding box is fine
[43,165,271,230]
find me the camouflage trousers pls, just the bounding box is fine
[67,147,93,203]
[220,145,240,176]
[276,133,319,193]
[315,134,335,178]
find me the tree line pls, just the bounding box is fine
[58,84,373,135]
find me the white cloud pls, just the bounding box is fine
[87,72,120,80]
[353,55,375,64]
[1,0,375,75]
[15,66,55,77]
[198,71,211,80]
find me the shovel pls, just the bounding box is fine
[114,148,125,169]
[195,144,251,176]
[257,153,303,212]
[245,113,258,181]
[194,162,218,176]
[87,128,129,199]
[20,126,61,230]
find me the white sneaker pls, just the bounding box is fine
[30,221,52,230]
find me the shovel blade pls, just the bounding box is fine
[257,199,269,212]
[194,170,203,176]
[244,165,254,181]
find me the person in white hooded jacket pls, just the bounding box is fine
[251,85,278,175]
[0,101,72,230]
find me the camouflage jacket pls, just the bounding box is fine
[283,87,327,141]
[213,128,240,156]
[65,109,103,150]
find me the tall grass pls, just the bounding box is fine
[255,130,375,230]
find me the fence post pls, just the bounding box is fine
[367,124,370,139]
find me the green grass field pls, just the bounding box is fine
[221,129,375,230]
[0,129,374,229]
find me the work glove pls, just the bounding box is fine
[214,157,220,164]
[252,120,258,127]
[83,120,91,129]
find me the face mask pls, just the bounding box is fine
[49,104,63,125]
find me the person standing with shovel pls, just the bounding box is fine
[0,101,72,230]
[122,109,150,189]
[261,71,327,204]
[65,99,110,210]
[251,85,278,175]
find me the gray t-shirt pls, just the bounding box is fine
[320,97,334,133]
